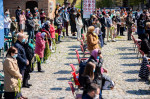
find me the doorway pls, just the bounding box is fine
[26,1,38,14]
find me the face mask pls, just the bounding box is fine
[22,39,26,43]
[42,11,44,13]
[34,17,37,19]
[93,69,95,73]
[28,11,30,13]
[15,19,17,22]
[36,9,38,12]
[30,17,32,19]
[97,56,100,59]
[23,12,25,15]
[12,54,18,59]
[25,39,28,43]
[65,10,67,12]
[6,14,9,17]
[94,95,99,99]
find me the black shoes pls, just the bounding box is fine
[23,85,30,88]
[38,70,45,73]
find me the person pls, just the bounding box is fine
[40,9,46,24]
[26,14,35,43]
[55,14,63,43]
[34,7,40,20]
[120,17,125,36]
[116,11,121,36]
[3,47,22,99]
[14,33,29,88]
[82,83,100,99]
[140,33,150,55]
[10,17,18,45]
[33,15,40,35]
[50,19,56,52]
[137,14,145,39]
[111,16,117,42]
[86,26,99,52]
[35,32,46,72]
[100,12,107,45]
[19,10,26,33]
[126,12,134,40]
[25,9,31,19]
[76,13,83,40]
[106,14,112,42]
[15,6,22,23]
[4,12,11,36]
[62,8,69,36]
[70,10,77,36]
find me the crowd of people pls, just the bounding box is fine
[2,2,150,99]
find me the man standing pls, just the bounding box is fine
[15,6,22,31]
[100,12,107,45]
[14,33,30,88]
[26,14,35,43]
[126,12,134,40]
[62,8,69,36]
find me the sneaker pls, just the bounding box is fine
[51,50,55,53]
[112,39,116,42]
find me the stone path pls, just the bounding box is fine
[0,32,150,99]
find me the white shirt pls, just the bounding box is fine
[4,16,11,28]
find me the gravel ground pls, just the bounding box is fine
[0,32,150,99]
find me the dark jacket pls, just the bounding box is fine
[62,12,69,22]
[82,93,93,99]
[100,17,106,29]
[14,40,27,71]
[15,9,21,21]
[10,21,18,32]
[26,19,35,31]
[140,35,150,54]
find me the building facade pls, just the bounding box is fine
[3,0,56,19]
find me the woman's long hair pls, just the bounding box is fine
[83,62,95,80]
[6,46,17,57]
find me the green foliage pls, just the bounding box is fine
[96,0,113,8]
[129,0,146,6]
[44,38,51,61]
[55,33,59,42]
[36,54,41,63]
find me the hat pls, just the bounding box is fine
[88,26,95,32]
[41,32,46,39]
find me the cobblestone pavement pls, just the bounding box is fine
[0,32,150,99]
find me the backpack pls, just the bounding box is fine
[78,60,88,86]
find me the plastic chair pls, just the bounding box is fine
[68,82,82,98]
[68,82,75,96]
[80,45,90,57]
[75,50,88,64]
[70,64,76,72]
[82,34,85,42]
[71,71,80,86]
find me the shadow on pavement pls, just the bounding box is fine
[121,63,140,66]
[50,88,62,91]
[118,53,136,55]
[57,77,70,81]
[123,70,139,74]
[120,57,137,60]
[54,70,71,74]
[126,90,150,95]
[68,45,80,49]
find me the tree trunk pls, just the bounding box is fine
[71,0,77,6]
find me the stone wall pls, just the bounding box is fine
[3,0,55,19]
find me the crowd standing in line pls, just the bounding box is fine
[2,3,150,99]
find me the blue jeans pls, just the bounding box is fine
[4,28,10,36]
[28,30,34,43]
